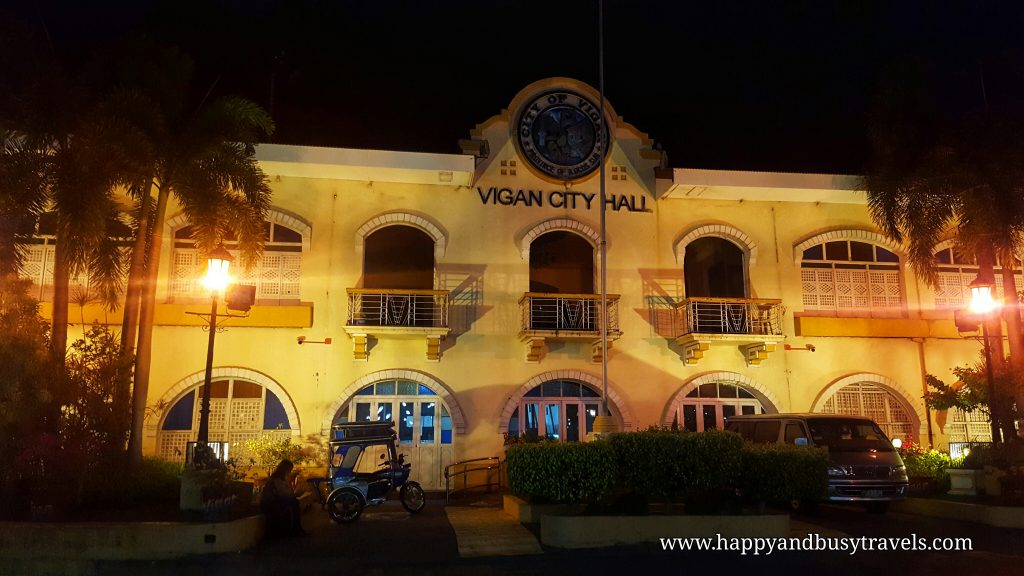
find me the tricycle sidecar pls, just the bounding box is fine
[324,420,426,523]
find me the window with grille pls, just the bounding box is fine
[18,213,132,302]
[819,382,915,440]
[158,378,293,462]
[800,240,903,316]
[933,247,1023,309]
[946,408,992,443]
[170,220,304,304]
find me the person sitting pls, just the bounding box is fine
[260,459,307,537]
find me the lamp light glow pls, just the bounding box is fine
[891,438,902,449]
[202,245,234,292]
[968,277,999,314]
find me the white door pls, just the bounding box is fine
[342,381,454,490]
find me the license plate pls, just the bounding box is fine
[864,490,883,498]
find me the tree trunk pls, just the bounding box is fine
[1000,263,1024,441]
[1000,265,1023,366]
[50,235,69,366]
[119,180,154,358]
[127,183,169,466]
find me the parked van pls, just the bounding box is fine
[725,413,908,513]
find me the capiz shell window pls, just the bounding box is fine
[800,239,903,316]
[171,218,305,304]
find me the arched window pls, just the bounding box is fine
[818,382,914,440]
[507,379,613,442]
[684,237,746,298]
[800,239,902,316]
[158,377,294,462]
[669,382,767,432]
[171,219,305,304]
[933,246,1023,309]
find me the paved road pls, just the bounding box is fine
[91,497,1024,576]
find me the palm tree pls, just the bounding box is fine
[120,50,273,465]
[862,62,1024,443]
[0,36,140,365]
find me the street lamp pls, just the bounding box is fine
[967,274,1002,443]
[195,244,234,452]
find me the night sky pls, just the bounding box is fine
[3,0,1024,173]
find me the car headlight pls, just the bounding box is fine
[890,465,907,478]
[828,465,851,477]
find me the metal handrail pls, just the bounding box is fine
[346,288,449,328]
[444,456,502,503]
[519,292,621,334]
[674,297,784,337]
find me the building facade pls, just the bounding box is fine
[28,78,997,489]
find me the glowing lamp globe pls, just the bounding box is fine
[202,245,234,292]
[967,276,998,315]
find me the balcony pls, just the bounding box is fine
[518,292,622,363]
[344,288,450,361]
[673,297,785,366]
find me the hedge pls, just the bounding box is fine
[506,430,829,510]
[505,441,617,503]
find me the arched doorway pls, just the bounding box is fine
[667,380,774,431]
[506,379,621,442]
[529,231,594,294]
[528,231,595,331]
[333,379,454,489]
[684,237,746,298]
[364,225,434,290]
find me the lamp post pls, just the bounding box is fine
[968,275,1002,443]
[195,245,234,449]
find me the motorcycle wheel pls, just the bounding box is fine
[400,481,426,513]
[327,488,363,523]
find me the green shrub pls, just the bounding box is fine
[607,430,686,500]
[82,456,183,506]
[675,430,745,499]
[506,441,617,503]
[739,444,828,504]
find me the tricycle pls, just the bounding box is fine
[323,420,426,523]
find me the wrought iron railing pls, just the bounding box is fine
[519,292,620,334]
[674,297,784,336]
[347,288,449,328]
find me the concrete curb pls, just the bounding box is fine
[891,497,1024,529]
[0,513,265,561]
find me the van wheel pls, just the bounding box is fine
[865,502,889,514]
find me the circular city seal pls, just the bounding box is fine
[515,91,608,181]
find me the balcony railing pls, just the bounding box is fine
[674,297,784,337]
[519,292,620,335]
[347,288,449,328]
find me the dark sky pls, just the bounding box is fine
[4,0,1024,173]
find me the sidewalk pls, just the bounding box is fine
[444,494,543,557]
